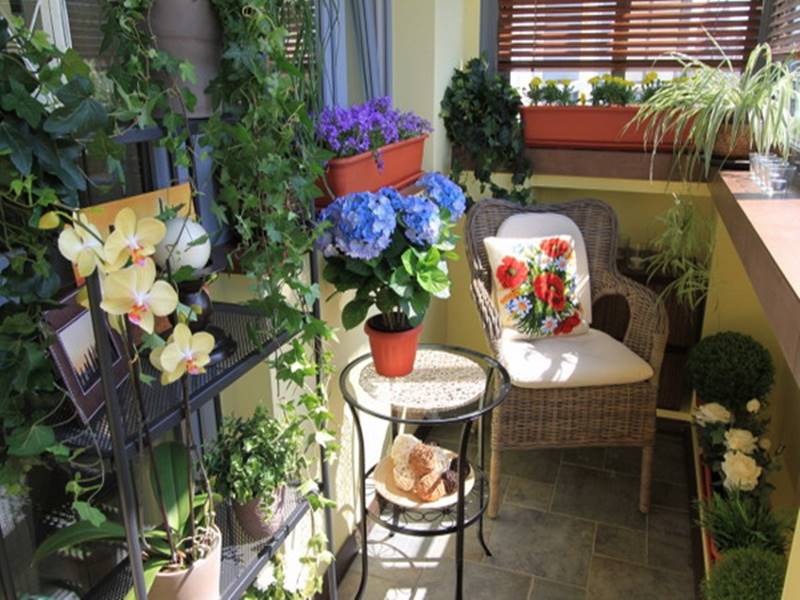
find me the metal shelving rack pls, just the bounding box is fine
[41,123,338,600]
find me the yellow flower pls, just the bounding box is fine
[643,71,658,85]
[560,79,571,86]
[578,92,587,105]
[529,76,542,87]
[100,258,178,334]
[104,207,166,268]
[588,76,600,86]
[58,214,104,277]
[150,323,215,384]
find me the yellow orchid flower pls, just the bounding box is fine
[150,323,215,384]
[100,258,178,334]
[58,214,104,277]
[104,207,166,267]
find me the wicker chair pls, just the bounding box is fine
[466,198,668,517]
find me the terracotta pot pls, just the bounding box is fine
[148,526,221,600]
[150,0,222,118]
[712,124,751,159]
[233,486,287,540]
[520,105,681,151]
[364,316,423,377]
[316,135,428,210]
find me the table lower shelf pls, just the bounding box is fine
[85,491,309,600]
[365,465,488,537]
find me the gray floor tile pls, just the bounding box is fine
[551,464,647,530]
[646,507,693,572]
[651,479,690,513]
[603,435,689,488]
[587,555,696,600]
[593,524,646,564]
[603,447,641,476]
[337,567,420,599]
[485,504,594,587]
[500,449,563,484]
[505,476,555,511]
[530,578,586,600]
[416,560,532,600]
[562,448,606,470]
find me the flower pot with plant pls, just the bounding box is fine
[314,97,432,208]
[633,42,799,179]
[206,406,304,540]
[319,173,466,377]
[702,547,786,600]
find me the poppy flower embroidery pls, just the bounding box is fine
[555,312,582,335]
[496,256,529,289]
[533,273,566,312]
[540,238,571,259]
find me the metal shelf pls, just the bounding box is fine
[56,302,298,456]
[86,491,309,600]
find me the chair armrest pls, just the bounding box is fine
[469,269,502,350]
[593,270,669,378]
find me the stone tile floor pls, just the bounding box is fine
[337,422,700,599]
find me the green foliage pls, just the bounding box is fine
[589,74,637,106]
[244,536,334,599]
[645,195,712,311]
[699,493,792,554]
[633,41,799,179]
[440,57,532,205]
[206,407,304,507]
[703,547,786,600]
[538,79,575,106]
[688,332,774,414]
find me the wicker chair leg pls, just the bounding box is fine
[639,445,654,514]
[488,449,502,518]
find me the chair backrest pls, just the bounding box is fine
[465,198,620,344]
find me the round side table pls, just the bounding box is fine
[340,344,510,600]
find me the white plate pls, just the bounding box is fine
[373,451,475,510]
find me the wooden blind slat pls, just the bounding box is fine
[498,0,762,70]
[767,0,800,56]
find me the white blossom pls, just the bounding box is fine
[746,399,761,414]
[693,402,732,427]
[254,562,277,592]
[724,428,758,454]
[721,451,762,492]
[759,437,772,451]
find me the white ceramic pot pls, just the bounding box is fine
[148,526,221,600]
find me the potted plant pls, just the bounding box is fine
[314,97,432,208]
[633,42,799,178]
[206,406,304,540]
[520,73,682,151]
[702,547,786,600]
[319,173,465,376]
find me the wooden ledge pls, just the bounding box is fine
[711,171,800,385]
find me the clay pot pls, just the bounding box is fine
[316,135,428,210]
[148,526,221,600]
[364,316,423,377]
[712,124,751,159]
[150,0,222,118]
[233,486,288,540]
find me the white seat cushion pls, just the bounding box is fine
[498,328,654,389]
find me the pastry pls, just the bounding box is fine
[409,443,438,476]
[441,469,459,495]
[393,463,416,492]
[413,471,446,502]
[391,433,420,467]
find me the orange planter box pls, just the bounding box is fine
[316,134,428,209]
[520,106,679,151]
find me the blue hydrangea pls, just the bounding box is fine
[416,172,466,222]
[318,192,397,260]
[393,193,441,247]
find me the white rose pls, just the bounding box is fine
[759,437,772,451]
[721,451,762,492]
[747,399,761,414]
[693,402,732,427]
[724,428,758,454]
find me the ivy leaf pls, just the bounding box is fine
[178,61,197,84]
[44,98,107,136]
[1,79,44,127]
[7,424,56,457]
[61,48,91,78]
[0,122,32,174]
[72,501,107,527]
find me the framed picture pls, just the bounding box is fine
[45,289,129,424]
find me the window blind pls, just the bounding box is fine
[498,0,763,71]
[767,0,800,56]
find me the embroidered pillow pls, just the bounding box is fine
[483,236,589,338]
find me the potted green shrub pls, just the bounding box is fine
[314,97,432,208]
[520,73,682,151]
[703,547,786,600]
[319,174,465,377]
[206,406,304,540]
[633,42,799,178]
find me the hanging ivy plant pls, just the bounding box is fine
[440,56,532,205]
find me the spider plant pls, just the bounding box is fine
[632,39,800,179]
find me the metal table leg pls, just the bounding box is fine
[350,405,368,600]
[455,419,474,600]
[477,410,492,557]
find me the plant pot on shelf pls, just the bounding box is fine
[148,525,222,600]
[233,486,288,540]
[364,316,423,378]
[520,105,681,151]
[712,124,751,159]
[316,134,428,210]
[150,0,222,118]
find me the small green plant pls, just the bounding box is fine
[206,406,304,510]
[589,74,637,106]
[540,79,575,106]
[703,547,786,600]
[638,71,662,103]
[645,195,712,311]
[440,56,532,205]
[699,493,791,554]
[688,332,774,414]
